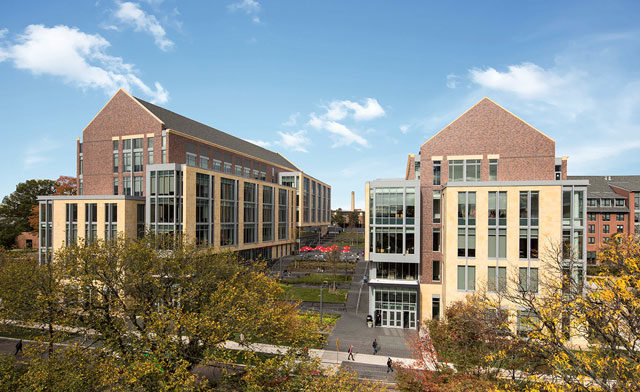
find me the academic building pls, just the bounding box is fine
[365,98,588,331]
[38,89,330,263]
[566,175,640,265]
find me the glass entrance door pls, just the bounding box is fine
[374,288,418,329]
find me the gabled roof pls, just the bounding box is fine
[133,96,299,171]
[421,97,554,147]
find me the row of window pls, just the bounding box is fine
[587,213,626,221]
[432,158,498,185]
[113,176,143,196]
[587,198,626,207]
[113,137,160,174]
[588,224,624,234]
[457,265,539,293]
[62,202,144,246]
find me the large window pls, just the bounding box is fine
[113,140,119,173]
[220,178,237,246]
[123,139,132,172]
[196,173,212,245]
[262,185,274,241]
[432,260,441,281]
[488,191,507,259]
[104,203,117,241]
[489,159,498,181]
[519,191,539,259]
[376,262,418,280]
[457,265,475,291]
[278,189,288,240]
[133,138,143,172]
[433,190,441,224]
[148,137,154,165]
[449,160,463,182]
[65,203,77,246]
[186,153,197,167]
[488,266,506,292]
[85,203,98,244]
[370,186,417,255]
[519,267,539,293]
[449,159,481,182]
[133,176,143,196]
[457,192,476,257]
[433,160,441,185]
[243,183,257,244]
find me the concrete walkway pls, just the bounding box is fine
[326,258,416,360]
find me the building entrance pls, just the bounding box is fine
[373,288,417,329]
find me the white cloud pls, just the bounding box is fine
[114,1,174,51]
[469,62,569,99]
[282,112,299,127]
[446,73,459,89]
[276,130,310,153]
[0,24,168,104]
[245,139,271,148]
[324,98,385,121]
[0,28,8,39]
[228,0,261,23]
[399,124,410,134]
[308,114,368,147]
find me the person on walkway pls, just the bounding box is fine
[387,357,394,373]
[14,339,23,356]
[372,338,378,355]
[363,274,367,284]
[347,345,355,361]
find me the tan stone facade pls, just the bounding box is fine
[365,97,588,330]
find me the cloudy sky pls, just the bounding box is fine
[1,1,639,208]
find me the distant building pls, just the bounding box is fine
[332,208,364,228]
[15,232,37,249]
[567,175,640,265]
[38,89,330,263]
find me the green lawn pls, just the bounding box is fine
[280,284,348,303]
[0,325,75,342]
[280,273,352,285]
[287,260,356,272]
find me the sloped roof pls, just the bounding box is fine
[568,175,640,196]
[422,97,554,148]
[134,96,299,171]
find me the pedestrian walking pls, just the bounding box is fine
[14,339,23,356]
[387,357,394,373]
[372,338,378,355]
[347,344,355,360]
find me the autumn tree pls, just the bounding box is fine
[0,248,68,355]
[0,179,56,247]
[53,235,322,376]
[28,175,77,234]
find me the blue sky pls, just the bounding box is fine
[1,1,640,209]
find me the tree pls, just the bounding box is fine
[331,209,345,227]
[0,235,386,390]
[0,248,68,356]
[28,176,77,234]
[403,236,640,391]
[53,235,322,376]
[0,179,56,248]
[347,210,359,228]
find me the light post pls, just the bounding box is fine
[320,280,328,326]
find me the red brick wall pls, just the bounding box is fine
[418,98,557,284]
[81,90,163,195]
[16,232,38,249]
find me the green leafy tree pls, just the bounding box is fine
[331,209,345,227]
[0,179,56,248]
